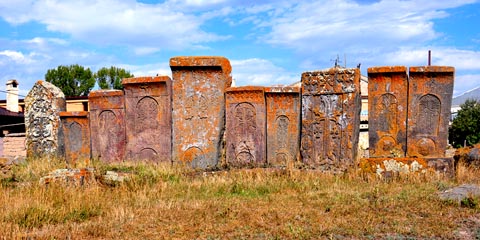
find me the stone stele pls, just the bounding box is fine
[122,76,172,162]
[89,90,126,163]
[24,80,66,158]
[301,67,361,172]
[170,56,232,169]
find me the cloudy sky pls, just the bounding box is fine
[0,0,479,99]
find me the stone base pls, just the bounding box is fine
[359,157,454,177]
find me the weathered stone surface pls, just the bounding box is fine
[39,168,95,186]
[301,67,361,172]
[122,76,172,162]
[368,66,408,157]
[226,86,266,168]
[89,90,126,162]
[60,111,90,165]
[407,66,454,158]
[170,56,232,169]
[265,86,301,167]
[25,80,66,158]
[438,184,480,204]
[359,157,454,177]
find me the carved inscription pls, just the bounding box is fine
[301,68,360,172]
[136,97,159,132]
[185,93,208,120]
[234,102,257,164]
[25,81,66,158]
[379,93,398,133]
[68,122,82,152]
[417,94,441,136]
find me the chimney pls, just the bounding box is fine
[6,79,19,112]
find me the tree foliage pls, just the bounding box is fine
[449,99,480,148]
[45,64,95,97]
[95,66,134,90]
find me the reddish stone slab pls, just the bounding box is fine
[226,86,266,168]
[122,76,172,162]
[24,80,66,158]
[88,90,126,163]
[301,67,361,172]
[265,86,301,167]
[60,111,91,165]
[407,66,454,158]
[170,56,232,169]
[367,66,408,157]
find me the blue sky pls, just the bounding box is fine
[0,0,479,99]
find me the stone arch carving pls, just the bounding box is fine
[235,102,257,136]
[417,94,441,135]
[68,121,82,152]
[275,115,289,149]
[183,146,205,168]
[379,93,398,133]
[136,96,159,132]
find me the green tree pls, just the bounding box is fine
[95,66,134,90]
[449,99,480,148]
[45,64,95,96]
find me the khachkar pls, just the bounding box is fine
[122,76,172,162]
[368,66,408,158]
[407,66,455,172]
[170,56,232,169]
[60,111,90,165]
[265,86,301,167]
[362,66,455,176]
[301,67,361,172]
[25,80,66,158]
[226,86,266,168]
[89,90,126,162]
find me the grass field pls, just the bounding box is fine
[1,158,479,239]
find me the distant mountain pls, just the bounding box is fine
[452,86,480,107]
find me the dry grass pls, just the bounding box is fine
[1,158,480,239]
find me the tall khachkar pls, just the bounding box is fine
[24,80,66,158]
[301,67,361,172]
[89,90,126,163]
[226,86,266,168]
[368,66,408,158]
[122,76,172,162]
[365,66,455,176]
[265,86,301,167]
[170,56,232,169]
[60,111,90,165]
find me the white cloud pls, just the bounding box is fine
[255,0,476,56]
[454,74,480,96]
[383,47,480,71]
[231,58,299,86]
[0,0,228,50]
[0,50,34,64]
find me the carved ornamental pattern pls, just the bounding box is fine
[301,68,360,172]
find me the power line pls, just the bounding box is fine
[0,90,26,97]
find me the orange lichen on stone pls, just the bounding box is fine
[60,111,90,166]
[265,86,301,167]
[170,56,232,169]
[301,67,361,172]
[122,76,172,162]
[367,66,408,158]
[226,86,266,168]
[407,66,455,158]
[359,157,454,177]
